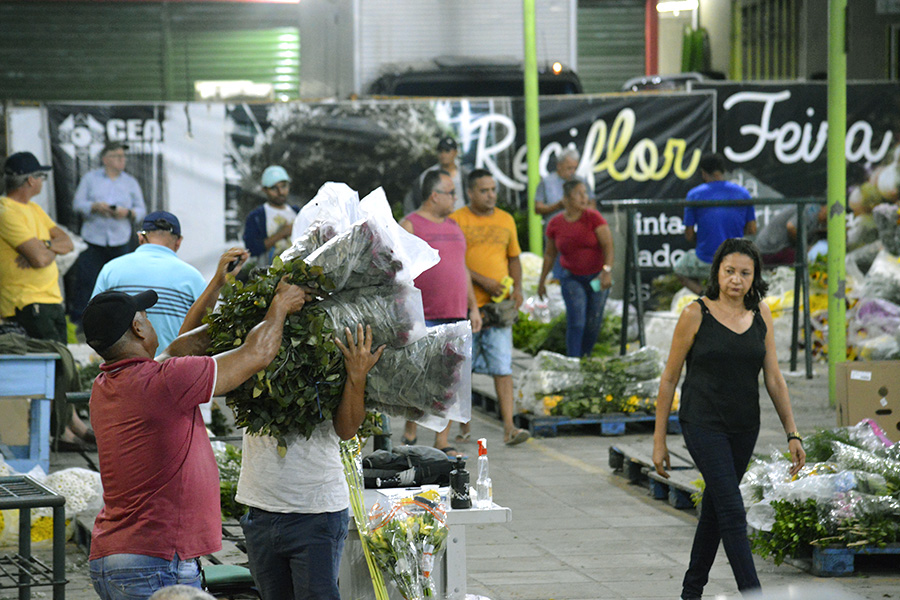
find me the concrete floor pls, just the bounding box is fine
[7,358,899,600]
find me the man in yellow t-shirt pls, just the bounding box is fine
[451,168,530,446]
[0,152,74,342]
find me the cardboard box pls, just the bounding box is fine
[836,361,900,443]
[0,397,31,446]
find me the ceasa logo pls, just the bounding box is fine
[56,112,164,160]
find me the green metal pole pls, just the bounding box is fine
[523,0,542,254]
[827,0,847,406]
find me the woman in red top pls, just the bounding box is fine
[537,179,615,357]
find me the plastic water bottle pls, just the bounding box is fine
[475,438,492,509]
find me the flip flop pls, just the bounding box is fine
[401,436,417,445]
[454,432,471,444]
[439,447,466,459]
[504,429,531,446]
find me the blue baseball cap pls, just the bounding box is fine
[141,211,182,236]
[261,165,291,188]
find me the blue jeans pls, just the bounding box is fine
[680,422,761,599]
[240,507,349,600]
[559,269,610,357]
[90,553,201,600]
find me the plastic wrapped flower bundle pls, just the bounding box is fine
[745,420,900,565]
[516,346,665,417]
[206,183,476,448]
[365,321,472,423]
[364,490,449,599]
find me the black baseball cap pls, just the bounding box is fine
[140,211,182,236]
[3,152,52,176]
[437,136,458,151]
[83,290,158,353]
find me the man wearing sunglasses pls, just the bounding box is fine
[90,211,207,351]
[71,141,147,325]
[0,151,74,342]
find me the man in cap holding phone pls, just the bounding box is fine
[71,140,147,324]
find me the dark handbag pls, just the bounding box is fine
[480,298,519,328]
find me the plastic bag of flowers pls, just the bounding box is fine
[364,490,449,599]
[303,188,438,292]
[364,321,472,424]
[320,283,427,349]
[830,441,900,487]
[290,182,362,244]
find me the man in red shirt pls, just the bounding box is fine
[84,256,308,599]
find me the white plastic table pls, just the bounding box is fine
[339,487,512,600]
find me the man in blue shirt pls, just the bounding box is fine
[243,165,301,267]
[91,211,207,350]
[71,141,147,323]
[674,153,757,294]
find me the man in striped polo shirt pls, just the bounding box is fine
[90,211,206,350]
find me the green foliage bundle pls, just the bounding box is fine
[216,444,245,521]
[206,257,344,445]
[750,499,829,565]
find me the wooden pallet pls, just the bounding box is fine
[608,442,693,483]
[514,412,681,437]
[811,544,900,576]
[647,468,702,510]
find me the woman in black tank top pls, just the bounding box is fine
[651,238,806,600]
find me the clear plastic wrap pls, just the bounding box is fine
[364,491,449,600]
[825,490,900,531]
[366,321,472,425]
[280,219,340,263]
[358,187,440,282]
[320,283,427,349]
[603,345,665,381]
[291,181,361,242]
[304,194,439,292]
[873,202,900,256]
[859,248,900,304]
[830,441,900,487]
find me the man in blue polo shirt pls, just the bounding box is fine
[673,153,757,294]
[91,211,206,350]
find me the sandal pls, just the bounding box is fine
[454,432,471,444]
[439,447,466,459]
[401,436,417,445]
[504,429,531,446]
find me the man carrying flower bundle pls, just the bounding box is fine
[400,169,482,455]
[452,168,530,446]
[84,253,308,599]
[235,322,385,600]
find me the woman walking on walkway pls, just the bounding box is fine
[652,237,805,600]
[537,179,614,357]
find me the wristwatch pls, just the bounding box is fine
[787,431,803,443]
[601,264,613,273]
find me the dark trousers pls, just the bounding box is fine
[69,243,130,323]
[240,507,348,600]
[680,422,761,599]
[13,302,67,344]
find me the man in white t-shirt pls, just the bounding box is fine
[243,165,300,266]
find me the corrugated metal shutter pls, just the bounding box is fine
[0,1,300,102]
[578,0,646,93]
[357,0,574,94]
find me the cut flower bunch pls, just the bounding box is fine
[206,184,471,448]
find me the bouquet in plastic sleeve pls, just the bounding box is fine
[280,219,339,263]
[364,490,449,599]
[290,182,362,243]
[365,321,472,425]
[320,283,427,349]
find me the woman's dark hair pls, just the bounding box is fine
[562,178,585,198]
[704,238,769,310]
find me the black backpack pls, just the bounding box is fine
[362,445,454,488]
